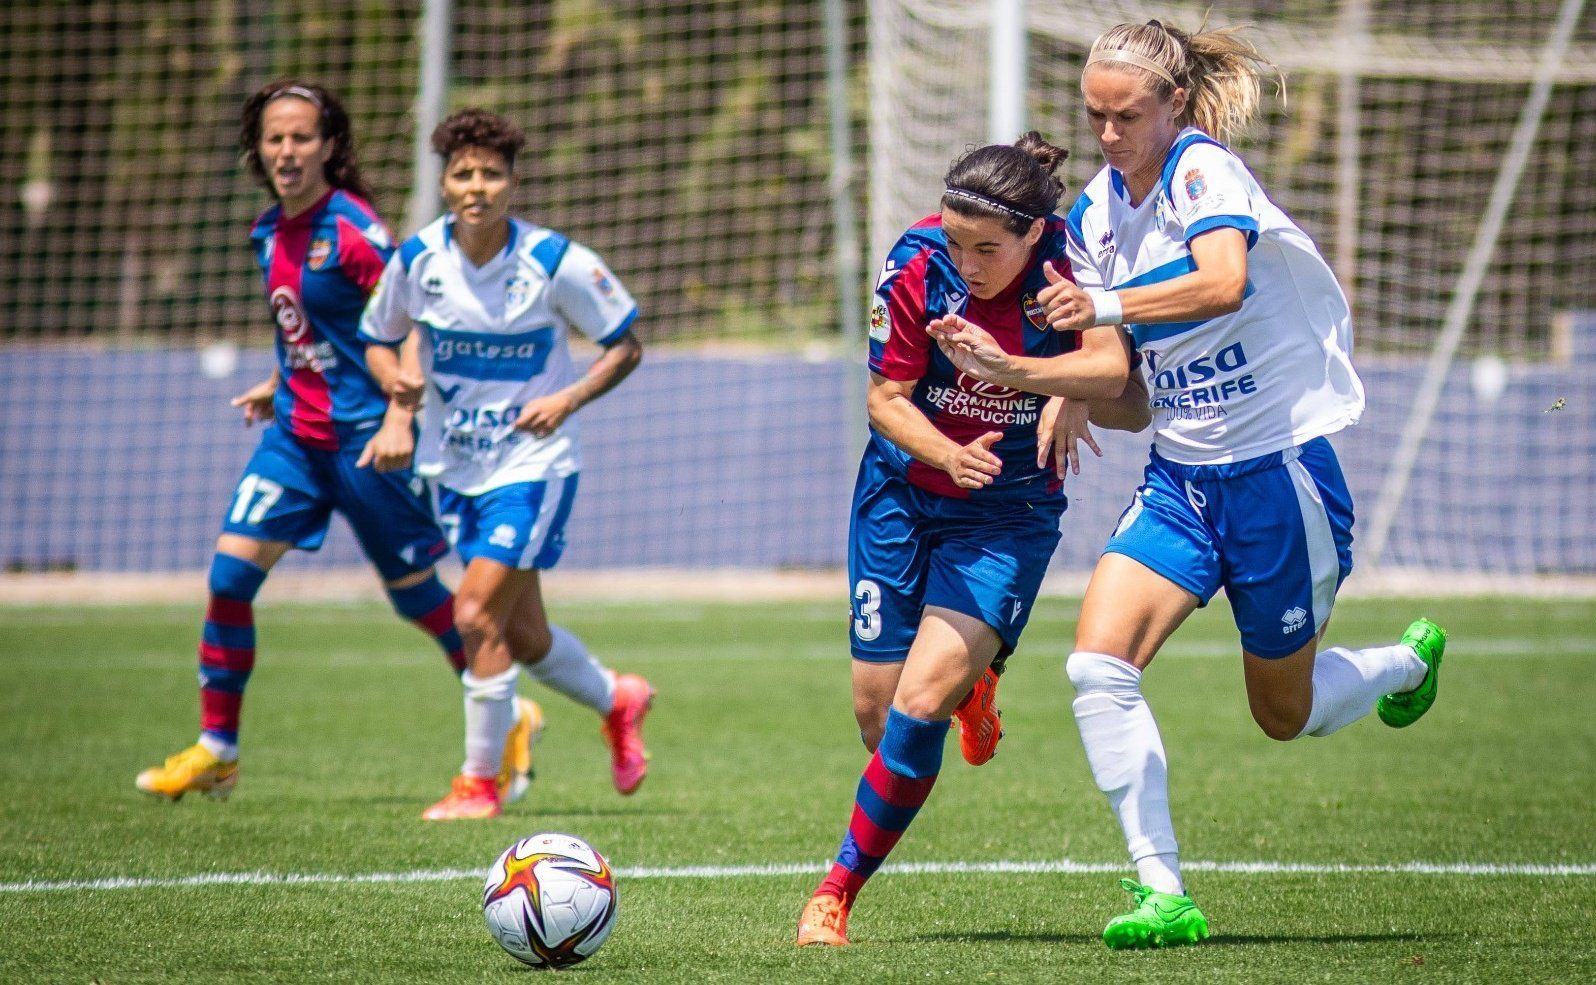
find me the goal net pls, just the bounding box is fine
[870,0,1596,578]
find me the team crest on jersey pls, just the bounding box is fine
[506,275,532,307]
[869,297,890,343]
[591,267,616,297]
[1022,292,1047,330]
[307,237,333,270]
[1184,169,1207,201]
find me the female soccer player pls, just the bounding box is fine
[361,108,653,821]
[944,20,1449,949]
[135,81,537,804]
[795,133,1150,947]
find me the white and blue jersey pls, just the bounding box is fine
[360,214,637,496]
[1065,127,1364,466]
[1065,129,1366,657]
[360,215,636,569]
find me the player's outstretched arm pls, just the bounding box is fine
[932,312,1129,401]
[867,373,1002,490]
[516,331,643,439]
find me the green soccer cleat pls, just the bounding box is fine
[1376,617,1448,728]
[1102,878,1210,950]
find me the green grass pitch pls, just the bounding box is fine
[1,596,1592,982]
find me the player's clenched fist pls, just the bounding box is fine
[1036,261,1097,332]
[942,431,1004,489]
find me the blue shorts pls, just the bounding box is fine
[1103,436,1355,658]
[436,475,579,570]
[848,449,1064,665]
[221,423,449,581]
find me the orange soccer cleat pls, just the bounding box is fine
[953,667,1004,766]
[601,673,655,795]
[422,774,502,821]
[796,892,852,947]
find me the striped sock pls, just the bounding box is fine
[197,553,267,761]
[817,707,949,902]
[387,574,467,675]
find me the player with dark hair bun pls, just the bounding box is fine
[795,132,1150,947]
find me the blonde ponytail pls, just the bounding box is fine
[1085,19,1282,143]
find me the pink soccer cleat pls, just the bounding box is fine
[601,673,655,795]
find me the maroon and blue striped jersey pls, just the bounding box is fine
[249,188,394,450]
[866,213,1079,502]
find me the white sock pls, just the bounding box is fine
[1137,853,1185,896]
[524,625,616,715]
[1298,643,1429,738]
[1066,651,1183,895]
[197,734,237,762]
[461,665,521,779]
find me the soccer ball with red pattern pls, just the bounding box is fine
[482,833,618,968]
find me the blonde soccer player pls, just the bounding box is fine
[940,19,1448,949]
[361,109,652,821]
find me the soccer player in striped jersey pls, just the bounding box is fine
[361,109,652,821]
[795,133,1151,947]
[951,21,1448,949]
[135,82,537,804]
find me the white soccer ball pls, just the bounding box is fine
[482,833,618,968]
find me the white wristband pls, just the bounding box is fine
[1087,290,1123,326]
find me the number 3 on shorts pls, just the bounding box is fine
[229,473,284,526]
[854,578,882,642]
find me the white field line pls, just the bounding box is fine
[3,858,1592,894]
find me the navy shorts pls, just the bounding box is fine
[220,423,449,580]
[1103,436,1355,658]
[847,448,1064,665]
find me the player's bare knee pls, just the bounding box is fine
[1249,699,1308,741]
[452,594,497,642]
[510,623,553,664]
[853,705,887,751]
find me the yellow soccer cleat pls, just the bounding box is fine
[422,774,502,821]
[135,744,238,802]
[498,697,544,804]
